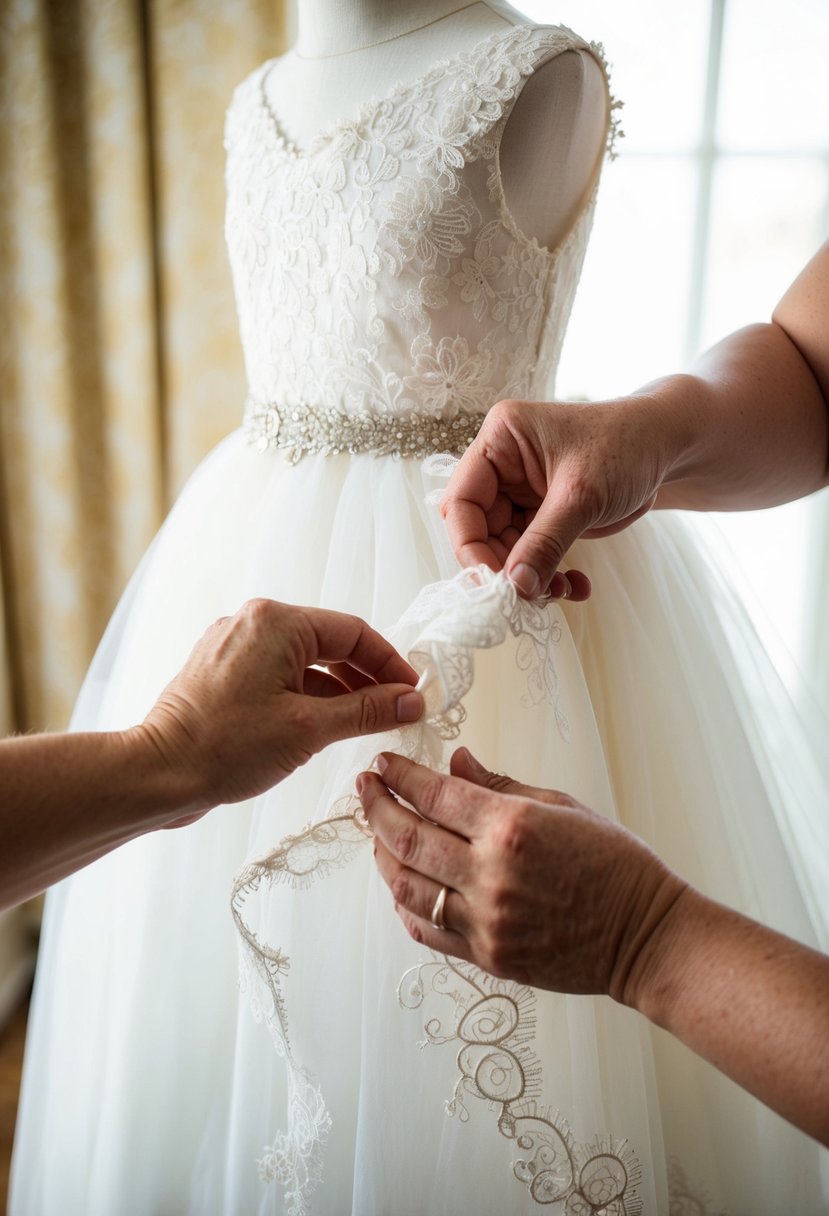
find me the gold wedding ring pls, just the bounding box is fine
[430,884,448,931]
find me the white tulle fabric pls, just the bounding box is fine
[11,20,829,1216]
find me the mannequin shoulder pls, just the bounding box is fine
[498,48,609,250]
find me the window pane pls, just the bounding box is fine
[718,0,829,151]
[558,157,695,399]
[699,156,828,349]
[517,1,709,151]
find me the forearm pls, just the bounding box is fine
[645,321,829,512]
[628,886,829,1144]
[0,728,197,909]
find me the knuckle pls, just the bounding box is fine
[390,870,414,910]
[486,772,515,794]
[552,789,578,810]
[528,530,566,569]
[244,596,272,621]
[489,397,523,428]
[492,802,532,859]
[238,597,278,639]
[417,774,446,820]
[393,824,420,866]
[358,692,379,734]
[566,474,603,524]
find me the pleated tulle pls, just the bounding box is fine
[11,432,829,1216]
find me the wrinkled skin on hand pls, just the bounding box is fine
[441,397,671,599]
[141,598,422,819]
[359,747,686,1006]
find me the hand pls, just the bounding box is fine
[441,397,674,598]
[358,747,686,1003]
[139,599,423,817]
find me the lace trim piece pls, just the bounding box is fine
[231,567,569,1211]
[398,955,643,1213]
[231,809,367,1215]
[243,395,486,462]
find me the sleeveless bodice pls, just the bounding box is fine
[224,25,615,456]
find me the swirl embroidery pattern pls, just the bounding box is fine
[398,956,643,1213]
[230,566,571,1212]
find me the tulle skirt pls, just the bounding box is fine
[10,429,829,1216]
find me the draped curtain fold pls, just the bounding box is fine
[0,0,286,736]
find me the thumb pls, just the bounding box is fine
[310,683,423,749]
[504,487,592,599]
[450,747,567,807]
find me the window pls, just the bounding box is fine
[519,0,829,680]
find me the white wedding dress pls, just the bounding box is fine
[11,22,829,1216]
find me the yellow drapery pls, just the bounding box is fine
[0,0,286,736]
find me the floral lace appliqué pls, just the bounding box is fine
[224,23,620,426]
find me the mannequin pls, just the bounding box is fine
[265,0,608,249]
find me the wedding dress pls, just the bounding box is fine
[11,21,829,1216]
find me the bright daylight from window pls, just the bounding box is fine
[519,0,829,698]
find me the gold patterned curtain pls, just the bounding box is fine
[0,0,286,735]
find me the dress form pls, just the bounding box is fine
[267,0,608,249]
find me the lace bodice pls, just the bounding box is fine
[224,24,616,444]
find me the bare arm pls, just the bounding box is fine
[0,599,421,911]
[656,242,829,509]
[441,243,829,597]
[628,884,829,1146]
[361,750,829,1146]
[0,728,192,909]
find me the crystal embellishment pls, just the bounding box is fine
[243,397,486,462]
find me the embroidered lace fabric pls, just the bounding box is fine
[230,567,609,1214]
[225,23,663,1215]
[15,16,829,1216]
[224,24,620,444]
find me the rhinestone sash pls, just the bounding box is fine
[243,397,486,463]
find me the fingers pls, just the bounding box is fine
[373,753,493,838]
[548,569,592,602]
[373,836,470,957]
[440,440,504,571]
[307,683,423,749]
[449,747,572,808]
[504,482,596,598]
[301,606,419,686]
[359,770,471,893]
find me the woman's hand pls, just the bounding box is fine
[359,748,829,1145]
[140,598,423,815]
[441,396,678,598]
[357,747,685,1000]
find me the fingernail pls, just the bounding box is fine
[355,773,366,797]
[508,563,541,599]
[375,753,390,775]
[459,747,487,777]
[550,573,571,600]
[396,691,422,723]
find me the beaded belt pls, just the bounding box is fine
[243,397,486,463]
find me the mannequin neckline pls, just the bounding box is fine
[258,22,551,159]
[293,1,484,62]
